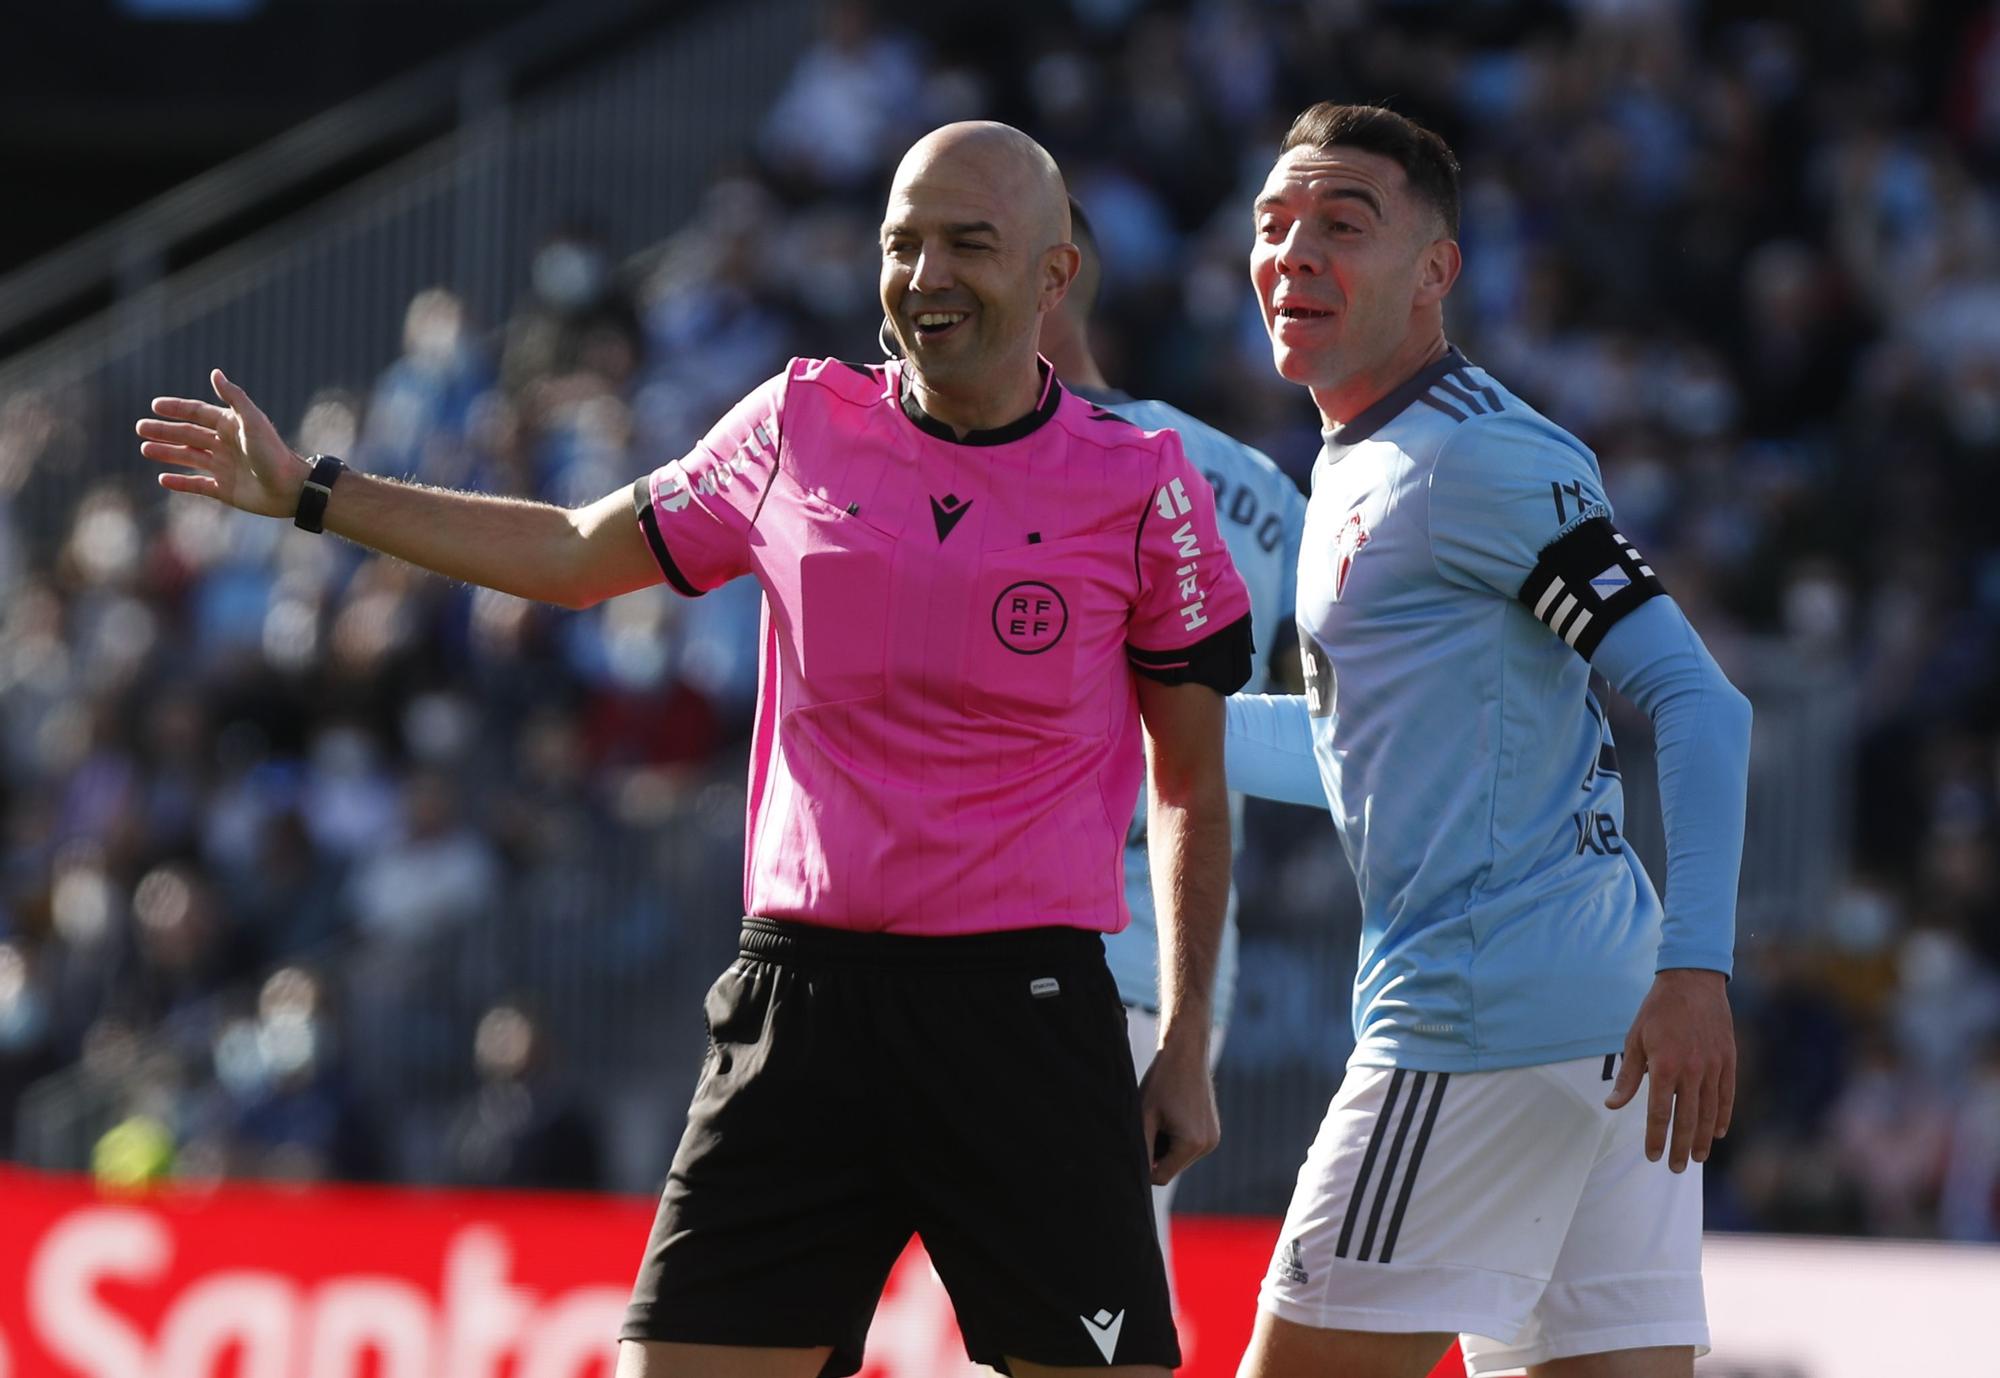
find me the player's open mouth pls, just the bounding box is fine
[911,311,970,339]
[1274,305,1336,339]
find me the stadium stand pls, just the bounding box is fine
[2,0,1998,1245]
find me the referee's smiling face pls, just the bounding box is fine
[1251,145,1450,399]
[879,140,1067,400]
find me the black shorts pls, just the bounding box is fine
[621,918,1178,1376]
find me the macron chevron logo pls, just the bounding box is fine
[931,493,973,542]
[1079,1308,1125,1363]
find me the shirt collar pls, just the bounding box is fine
[897,357,1064,446]
[1324,345,1471,448]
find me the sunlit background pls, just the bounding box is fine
[2,2,1998,1374]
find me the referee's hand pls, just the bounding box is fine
[138,369,309,519]
[1139,1032,1220,1186]
[1606,967,1736,1173]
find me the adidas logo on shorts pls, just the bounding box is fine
[1276,1237,1309,1285]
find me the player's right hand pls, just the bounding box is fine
[137,369,308,519]
[1606,967,1735,1173]
[1139,1028,1221,1186]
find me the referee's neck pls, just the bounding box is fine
[908,359,1046,436]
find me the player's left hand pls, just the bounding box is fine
[1606,967,1735,1173]
[1139,1028,1220,1186]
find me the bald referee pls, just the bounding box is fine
[138,122,1252,1378]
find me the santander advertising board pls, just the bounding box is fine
[2,1168,638,1378]
[0,1167,1287,1378]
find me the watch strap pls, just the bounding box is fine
[293,454,345,533]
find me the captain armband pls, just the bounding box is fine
[1516,515,1665,660]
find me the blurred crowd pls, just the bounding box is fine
[3,0,2000,1238]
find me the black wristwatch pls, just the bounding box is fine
[293,454,346,533]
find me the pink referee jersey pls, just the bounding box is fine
[633,356,1251,936]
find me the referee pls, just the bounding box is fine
[139,122,1253,1378]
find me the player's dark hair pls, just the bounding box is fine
[1064,195,1103,318]
[1280,103,1460,239]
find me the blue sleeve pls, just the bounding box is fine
[1592,598,1752,977]
[1225,693,1328,808]
[1429,416,1609,600]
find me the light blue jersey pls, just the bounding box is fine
[1083,390,1307,1019]
[1287,348,1736,1072]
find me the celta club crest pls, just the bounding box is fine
[1333,512,1370,600]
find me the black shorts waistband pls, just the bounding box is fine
[739,917,1105,972]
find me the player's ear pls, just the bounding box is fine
[1416,237,1461,307]
[1041,242,1082,312]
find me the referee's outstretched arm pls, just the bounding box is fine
[1135,675,1231,1186]
[139,368,664,610]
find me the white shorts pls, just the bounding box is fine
[1259,1055,1709,1375]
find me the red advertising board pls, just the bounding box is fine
[0,1167,1460,1378]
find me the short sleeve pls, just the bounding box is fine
[1429,416,1666,660]
[632,371,787,596]
[1127,433,1254,693]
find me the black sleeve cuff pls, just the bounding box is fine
[1128,613,1254,694]
[1516,515,1664,660]
[631,476,703,598]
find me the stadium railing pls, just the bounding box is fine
[15,649,1854,1205]
[0,0,812,542]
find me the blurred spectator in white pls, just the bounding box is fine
[538,392,635,509]
[1186,0,1280,132]
[324,558,428,688]
[294,388,361,469]
[675,575,765,733]
[1068,161,1181,300]
[346,770,500,948]
[188,965,371,1182]
[0,580,73,783]
[637,176,795,440]
[300,721,400,860]
[758,0,922,193]
[44,843,126,1042]
[1892,926,2000,1090]
[502,221,646,414]
[339,771,502,1106]
[445,1001,601,1191]
[1940,1039,2000,1241]
[0,939,57,1151]
[359,287,491,486]
[121,864,233,1056]
[1829,1031,1950,1236]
